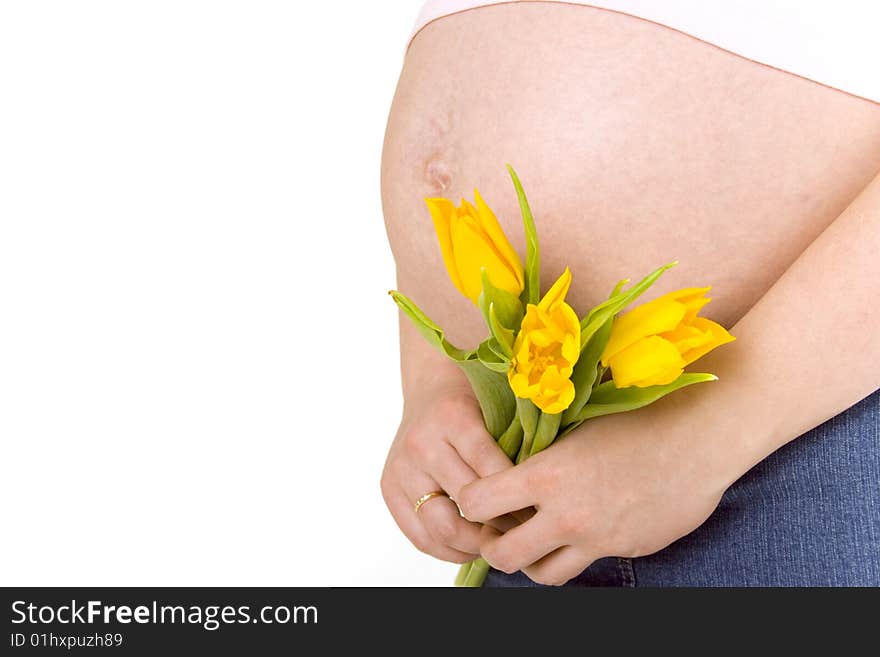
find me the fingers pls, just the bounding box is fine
[483,512,519,533]
[522,547,593,587]
[430,443,479,502]
[407,443,485,554]
[479,514,566,575]
[417,494,483,554]
[448,426,514,478]
[386,487,476,563]
[457,463,538,522]
[382,390,530,563]
[403,469,483,555]
[484,506,538,533]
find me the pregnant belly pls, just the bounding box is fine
[382,2,880,338]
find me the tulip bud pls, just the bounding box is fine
[507,268,581,414]
[600,288,735,388]
[425,190,524,304]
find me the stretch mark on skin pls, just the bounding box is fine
[422,110,456,195]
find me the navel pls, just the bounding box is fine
[424,154,453,194]
[421,110,456,195]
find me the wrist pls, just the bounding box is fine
[662,336,786,492]
[402,358,472,415]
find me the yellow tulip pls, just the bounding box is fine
[600,287,735,388]
[425,190,524,304]
[508,268,580,414]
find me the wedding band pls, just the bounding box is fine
[413,491,447,513]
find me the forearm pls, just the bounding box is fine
[398,317,471,404]
[677,170,880,483]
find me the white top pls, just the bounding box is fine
[410,0,880,104]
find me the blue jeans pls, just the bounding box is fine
[486,388,880,587]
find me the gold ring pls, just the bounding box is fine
[413,491,447,513]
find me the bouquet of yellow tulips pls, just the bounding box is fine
[390,166,735,587]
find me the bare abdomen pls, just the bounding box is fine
[382,2,880,341]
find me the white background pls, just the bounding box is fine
[0,1,452,586]
[5,0,876,589]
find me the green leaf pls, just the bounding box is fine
[488,304,515,357]
[486,330,512,360]
[561,315,613,426]
[390,290,515,439]
[457,359,517,439]
[609,278,630,298]
[389,292,516,444]
[563,373,717,433]
[579,261,678,351]
[593,365,607,390]
[389,291,471,361]
[479,268,524,332]
[476,339,509,372]
[507,164,540,306]
[515,397,540,464]
[561,276,629,426]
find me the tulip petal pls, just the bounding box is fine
[529,329,554,348]
[451,214,522,303]
[682,296,711,323]
[509,371,540,398]
[679,317,736,364]
[474,188,525,289]
[660,323,712,354]
[631,366,684,387]
[425,198,466,297]
[608,335,686,388]
[657,286,712,305]
[520,304,540,332]
[557,303,582,347]
[539,364,566,391]
[580,262,677,351]
[562,331,579,364]
[601,298,687,366]
[460,198,480,221]
[541,380,575,414]
[507,265,579,414]
[460,197,522,291]
[533,366,576,413]
[514,331,532,362]
[538,267,573,313]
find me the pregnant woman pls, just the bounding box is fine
[380,0,880,586]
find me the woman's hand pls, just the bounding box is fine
[381,383,513,563]
[457,402,736,584]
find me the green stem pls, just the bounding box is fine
[458,411,563,587]
[455,560,474,586]
[457,557,490,587]
[497,412,524,460]
[529,411,562,457]
[455,413,524,588]
[515,398,539,464]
